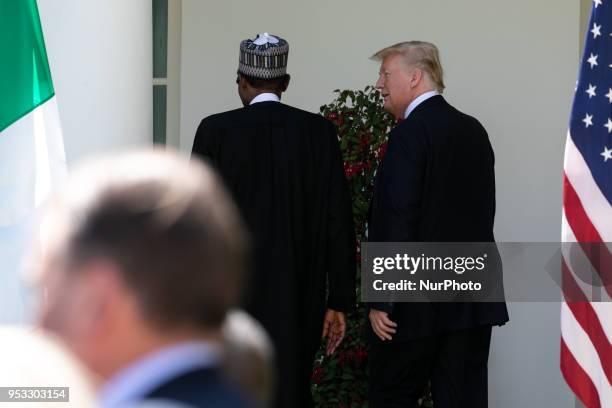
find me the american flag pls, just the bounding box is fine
[561,0,612,406]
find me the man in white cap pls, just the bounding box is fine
[192,33,356,408]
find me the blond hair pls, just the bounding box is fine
[371,41,445,93]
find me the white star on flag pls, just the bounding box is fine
[583,113,594,127]
[601,146,612,162]
[586,84,597,98]
[593,0,603,8]
[591,23,602,38]
[606,88,612,103]
[587,53,599,68]
[605,118,612,133]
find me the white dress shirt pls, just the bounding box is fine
[249,92,280,105]
[404,90,439,120]
[99,341,220,408]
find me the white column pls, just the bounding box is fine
[38,0,153,165]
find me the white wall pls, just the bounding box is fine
[180,0,578,240]
[181,0,579,406]
[38,0,153,166]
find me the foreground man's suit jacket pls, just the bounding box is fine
[146,367,254,408]
[192,101,356,407]
[368,95,509,343]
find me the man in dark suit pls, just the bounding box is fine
[367,41,509,408]
[192,33,356,408]
[35,151,254,408]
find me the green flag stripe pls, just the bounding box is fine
[0,0,55,133]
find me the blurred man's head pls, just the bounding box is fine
[222,310,275,405]
[236,33,290,106]
[372,41,444,120]
[35,150,248,381]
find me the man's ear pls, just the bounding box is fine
[281,75,290,92]
[410,68,423,88]
[239,75,249,90]
[73,262,126,337]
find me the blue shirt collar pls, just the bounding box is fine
[99,341,220,408]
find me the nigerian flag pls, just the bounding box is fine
[0,0,66,322]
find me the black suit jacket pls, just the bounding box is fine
[368,95,509,343]
[145,366,254,408]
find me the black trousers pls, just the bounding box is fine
[368,326,492,408]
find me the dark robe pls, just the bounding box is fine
[192,101,356,408]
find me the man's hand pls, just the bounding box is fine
[369,309,397,341]
[322,309,346,355]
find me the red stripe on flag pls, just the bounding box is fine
[563,174,603,242]
[565,304,612,385]
[561,338,602,408]
[563,174,612,298]
[562,260,612,385]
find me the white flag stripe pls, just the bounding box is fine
[0,97,66,226]
[561,302,612,405]
[590,302,612,345]
[564,132,612,241]
[33,97,66,207]
[561,210,577,243]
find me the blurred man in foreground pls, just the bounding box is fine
[34,150,254,408]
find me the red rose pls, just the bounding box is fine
[338,351,347,368]
[378,141,388,158]
[356,347,367,363]
[312,366,324,384]
[359,134,371,150]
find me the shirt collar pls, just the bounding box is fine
[99,341,220,408]
[250,92,280,105]
[404,90,439,119]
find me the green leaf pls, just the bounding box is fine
[313,87,422,406]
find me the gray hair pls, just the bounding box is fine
[371,41,445,93]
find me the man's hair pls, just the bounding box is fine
[46,150,248,330]
[241,73,290,90]
[371,41,445,93]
